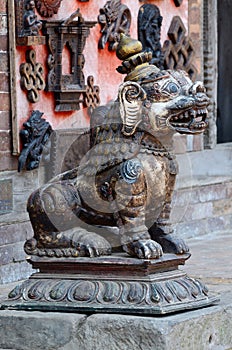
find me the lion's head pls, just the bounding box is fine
[116,34,209,137]
[139,69,209,135]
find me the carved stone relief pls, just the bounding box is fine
[15,0,46,45]
[20,49,46,102]
[35,0,62,17]
[43,9,100,111]
[138,4,164,69]
[98,0,131,51]
[18,110,52,171]
[162,16,197,80]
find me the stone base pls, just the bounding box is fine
[0,253,218,315]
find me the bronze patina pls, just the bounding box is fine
[2,35,218,314]
[25,34,209,260]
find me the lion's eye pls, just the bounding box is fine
[163,82,180,94]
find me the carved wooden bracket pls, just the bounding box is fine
[98,0,131,51]
[35,0,62,17]
[15,0,46,45]
[43,9,100,111]
[20,49,46,102]
[138,4,164,69]
[162,16,197,80]
[18,110,52,172]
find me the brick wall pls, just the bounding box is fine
[0,0,17,171]
[0,0,231,285]
[0,0,35,283]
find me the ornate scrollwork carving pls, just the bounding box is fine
[43,9,100,111]
[162,16,197,80]
[4,255,218,315]
[20,49,45,103]
[18,110,52,172]
[98,0,131,51]
[35,0,62,17]
[83,76,101,114]
[138,4,164,69]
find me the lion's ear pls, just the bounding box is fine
[118,81,146,136]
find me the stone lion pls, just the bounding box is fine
[25,36,209,259]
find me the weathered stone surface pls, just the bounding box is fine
[174,219,208,239]
[213,199,232,216]
[0,261,34,284]
[0,293,232,350]
[0,310,86,350]
[0,242,26,265]
[75,313,168,350]
[0,221,32,245]
[0,233,232,349]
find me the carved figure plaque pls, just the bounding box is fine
[35,0,62,17]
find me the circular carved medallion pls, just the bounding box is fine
[35,0,62,17]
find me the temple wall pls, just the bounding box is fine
[0,0,231,284]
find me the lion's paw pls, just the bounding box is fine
[123,239,163,259]
[70,229,112,257]
[154,234,189,254]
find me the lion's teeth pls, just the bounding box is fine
[190,110,196,117]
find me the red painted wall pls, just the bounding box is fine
[16,0,188,132]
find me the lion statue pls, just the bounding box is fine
[25,35,209,259]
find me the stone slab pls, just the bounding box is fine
[0,232,231,349]
[0,290,231,350]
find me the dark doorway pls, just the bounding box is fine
[217,0,232,143]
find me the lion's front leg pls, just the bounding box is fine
[116,159,163,259]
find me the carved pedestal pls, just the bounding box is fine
[1,254,218,315]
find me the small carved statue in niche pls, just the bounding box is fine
[23,0,42,36]
[138,4,164,69]
[24,35,209,260]
[98,0,131,51]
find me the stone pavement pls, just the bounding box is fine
[184,231,232,295]
[0,232,232,350]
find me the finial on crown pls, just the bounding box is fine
[116,34,160,82]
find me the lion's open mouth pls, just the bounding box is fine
[168,107,208,134]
